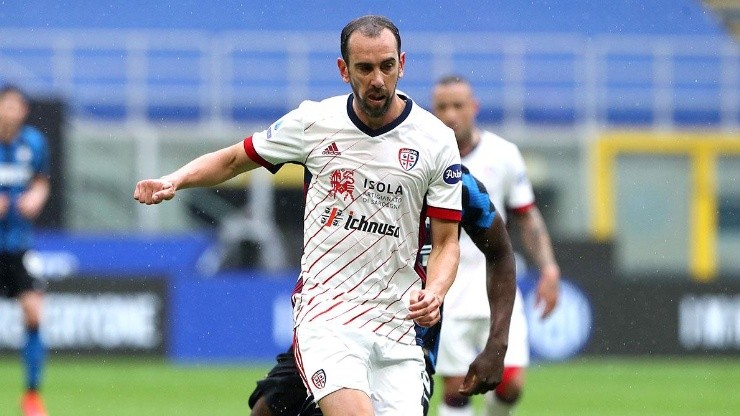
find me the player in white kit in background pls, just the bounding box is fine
[135,15,463,416]
[432,75,561,416]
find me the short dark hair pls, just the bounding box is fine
[436,74,470,87]
[340,15,401,64]
[0,84,28,102]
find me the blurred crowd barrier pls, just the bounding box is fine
[0,29,737,129]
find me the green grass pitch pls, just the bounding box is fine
[1,355,738,415]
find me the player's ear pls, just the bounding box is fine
[398,52,406,79]
[473,95,481,117]
[338,58,350,83]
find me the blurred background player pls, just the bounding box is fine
[432,75,561,416]
[0,84,51,416]
[248,165,517,416]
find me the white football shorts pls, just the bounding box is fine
[294,322,429,415]
[436,286,529,376]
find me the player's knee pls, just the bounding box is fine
[443,393,470,408]
[494,382,522,404]
[250,397,274,416]
[494,367,524,404]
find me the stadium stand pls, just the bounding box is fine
[0,1,736,128]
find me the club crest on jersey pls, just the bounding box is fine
[311,369,327,389]
[398,148,419,171]
[329,169,355,201]
[443,164,462,184]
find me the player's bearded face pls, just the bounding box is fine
[340,29,405,123]
[349,77,396,119]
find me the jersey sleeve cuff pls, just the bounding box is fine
[510,202,535,215]
[427,206,462,221]
[243,136,280,174]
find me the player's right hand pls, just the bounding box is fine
[459,344,505,396]
[407,289,442,327]
[134,179,176,204]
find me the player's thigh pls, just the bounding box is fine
[294,323,372,403]
[19,290,43,327]
[318,388,373,416]
[371,338,428,416]
[436,317,490,376]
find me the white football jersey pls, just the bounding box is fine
[245,94,462,345]
[444,130,535,318]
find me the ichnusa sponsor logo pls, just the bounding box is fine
[343,212,401,237]
[321,207,345,227]
[443,164,462,184]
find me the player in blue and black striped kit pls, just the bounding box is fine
[249,165,517,416]
[0,84,51,416]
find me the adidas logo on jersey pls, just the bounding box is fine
[322,142,341,155]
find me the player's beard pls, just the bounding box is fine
[350,82,394,120]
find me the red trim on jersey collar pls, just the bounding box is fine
[510,202,535,216]
[243,136,279,173]
[426,206,462,221]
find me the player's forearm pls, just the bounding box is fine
[519,206,559,271]
[425,239,460,300]
[162,144,255,191]
[17,176,50,220]
[485,251,516,352]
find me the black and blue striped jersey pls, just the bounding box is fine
[0,125,49,252]
[415,165,497,373]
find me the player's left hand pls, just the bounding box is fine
[407,289,442,327]
[536,263,560,318]
[459,344,505,396]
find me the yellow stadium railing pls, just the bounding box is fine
[591,131,740,282]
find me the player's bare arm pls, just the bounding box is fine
[459,214,517,396]
[134,142,259,205]
[515,205,560,318]
[17,176,50,220]
[409,217,460,327]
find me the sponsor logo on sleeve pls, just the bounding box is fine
[398,148,419,171]
[266,119,284,140]
[515,172,530,185]
[443,164,462,184]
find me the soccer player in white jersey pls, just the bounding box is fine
[135,15,463,416]
[431,75,561,416]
